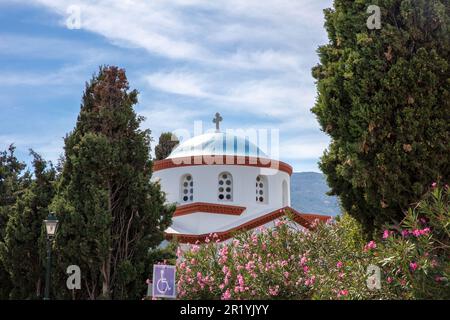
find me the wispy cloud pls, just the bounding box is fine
[22,0,329,69]
[145,71,209,98]
[1,0,334,172]
[144,70,316,120]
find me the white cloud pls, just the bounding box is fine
[0,133,64,165]
[139,103,202,134]
[4,0,334,171]
[143,70,316,120]
[0,64,87,86]
[145,71,209,98]
[280,135,329,160]
[22,0,331,69]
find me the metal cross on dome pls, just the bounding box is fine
[213,112,223,132]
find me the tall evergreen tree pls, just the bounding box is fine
[0,145,29,299]
[0,150,56,299]
[155,132,179,160]
[51,66,174,299]
[312,0,450,234]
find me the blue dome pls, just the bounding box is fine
[167,132,268,159]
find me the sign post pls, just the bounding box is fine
[152,264,176,299]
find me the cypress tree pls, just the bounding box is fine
[312,0,450,233]
[0,150,55,299]
[0,145,29,299]
[155,132,179,160]
[51,66,174,299]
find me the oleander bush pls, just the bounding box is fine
[175,184,449,300]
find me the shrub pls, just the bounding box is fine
[175,185,449,300]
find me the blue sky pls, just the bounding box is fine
[0,0,333,172]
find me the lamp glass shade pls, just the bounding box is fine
[44,214,59,236]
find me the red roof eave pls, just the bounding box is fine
[153,155,293,176]
[165,206,331,244]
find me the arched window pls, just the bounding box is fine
[218,172,233,201]
[256,175,268,203]
[180,174,193,203]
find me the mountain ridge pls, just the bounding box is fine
[290,172,341,217]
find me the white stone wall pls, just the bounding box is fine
[153,164,290,209]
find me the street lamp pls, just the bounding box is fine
[43,212,59,300]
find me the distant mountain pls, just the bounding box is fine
[291,172,341,216]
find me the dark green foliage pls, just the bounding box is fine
[51,66,174,299]
[312,0,450,234]
[0,150,56,299]
[155,132,179,160]
[0,145,29,299]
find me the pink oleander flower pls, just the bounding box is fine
[221,289,231,300]
[431,182,437,188]
[300,256,308,266]
[245,261,255,271]
[401,230,409,237]
[275,219,286,227]
[251,233,258,245]
[382,230,390,239]
[409,262,418,272]
[204,237,210,243]
[411,227,431,237]
[336,261,343,269]
[218,246,229,264]
[364,240,377,251]
[387,277,393,284]
[283,271,290,279]
[268,285,279,296]
[338,290,348,297]
[237,274,245,287]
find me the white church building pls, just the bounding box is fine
[153,114,330,243]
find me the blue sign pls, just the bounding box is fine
[152,264,176,298]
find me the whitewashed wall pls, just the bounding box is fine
[153,164,290,209]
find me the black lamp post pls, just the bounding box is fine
[43,212,59,300]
